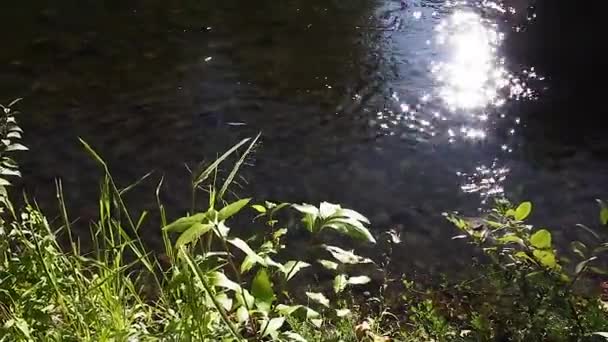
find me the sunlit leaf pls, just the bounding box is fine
[218,198,251,221]
[601,208,608,226]
[235,288,255,309]
[209,271,241,292]
[318,259,339,270]
[265,257,285,273]
[306,292,330,308]
[514,251,535,263]
[324,245,373,264]
[215,293,233,311]
[228,238,266,266]
[514,202,532,221]
[252,269,275,312]
[283,261,310,281]
[276,304,302,316]
[347,275,371,285]
[333,274,348,294]
[336,308,351,317]
[292,203,319,216]
[261,317,285,338]
[176,223,213,248]
[326,217,376,243]
[310,319,323,328]
[320,202,341,219]
[5,143,28,152]
[281,331,308,342]
[530,229,551,249]
[236,306,249,323]
[593,332,608,339]
[240,255,258,274]
[498,234,524,245]
[505,209,516,218]
[163,213,208,232]
[252,204,267,213]
[533,249,556,269]
[338,208,370,224]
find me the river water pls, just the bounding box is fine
[0,0,606,272]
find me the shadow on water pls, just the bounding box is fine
[0,0,606,273]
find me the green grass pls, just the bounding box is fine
[1,102,608,341]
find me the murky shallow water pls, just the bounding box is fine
[0,0,606,272]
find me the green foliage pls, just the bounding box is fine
[1,104,607,341]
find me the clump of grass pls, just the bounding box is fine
[1,101,608,341]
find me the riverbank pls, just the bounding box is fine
[1,104,608,341]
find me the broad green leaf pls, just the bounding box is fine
[347,275,371,285]
[320,202,341,219]
[498,234,524,245]
[338,208,370,224]
[533,249,556,269]
[530,229,552,249]
[228,238,266,266]
[281,331,308,342]
[292,203,320,216]
[324,245,373,264]
[163,213,207,232]
[176,223,213,248]
[514,202,532,221]
[575,256,597,275]
[265,257,285,273]
[326,217,375,243]
[235,288,255,309]
[236,306,249,323]
[318,259,339,270]
[240,255,258,274]
[261,317,285,338]
[333,274,348,294]
[276,304,303,316]
[306,292,330,308]
[283,261,310,281]
[514,251,535,263]
[252,204,267,213]
[209,272,241,292]
[505,209,516,218]
[336,308,351,317]
[215,293,233,311]
[218,198,251,221]
[252,269,275,312]
[601,208,608,226]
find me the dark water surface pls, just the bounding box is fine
[0,0,606,272]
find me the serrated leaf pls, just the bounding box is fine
[347,275,371,285]
[336,308,351,317]
[252,204,267,213]
[228,237,266,266]
[318,259,339,270]
[514,202,532,221]
[252,269,275,312]
[306,292,330,308]
[261,317,285,337]
[333,274,348,294]
[324,245,373,264]
[176,223,213,248]
[283,261,310,281]
[218,198,251,221]
[163,213,208,232]
[530,229,551,249]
